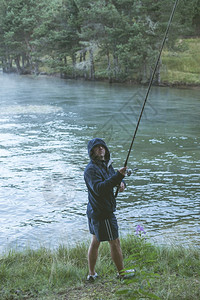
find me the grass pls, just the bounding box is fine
[0,234,200,299]
[161,38,200,85]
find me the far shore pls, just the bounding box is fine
[2,69,200,90]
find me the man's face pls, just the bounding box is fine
[93,144,106,160]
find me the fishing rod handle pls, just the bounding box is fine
[115,166,126,197]
[115,186,119,198]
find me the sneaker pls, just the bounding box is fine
[117,269,135,280]
[87,272,98,282]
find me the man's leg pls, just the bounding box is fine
[109,238,124,274]
[88,234,100,275]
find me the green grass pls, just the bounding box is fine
[0,234,199,299]
[161,38,200,85]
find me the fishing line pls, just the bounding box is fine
[115,0,179,198]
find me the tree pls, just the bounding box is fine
[0,0,199,80]
[0,0,42,74]
[78,0,169,82]
[32,0,81,78]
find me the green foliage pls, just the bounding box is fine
[117,234,161,299]
[0,0,199,82]
[118,232,200,299]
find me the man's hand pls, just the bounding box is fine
[119,182,125,192]
[118,166,127,176]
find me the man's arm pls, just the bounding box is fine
[84,166,126,196]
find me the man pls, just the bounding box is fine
[84,138,128,281]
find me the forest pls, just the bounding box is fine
[0,0,199,83]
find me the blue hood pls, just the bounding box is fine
[88,138,110,161]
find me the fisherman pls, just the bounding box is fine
[84,138,132,281]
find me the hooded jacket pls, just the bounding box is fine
[84,138,125,220]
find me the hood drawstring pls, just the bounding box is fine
[107,159,113,170]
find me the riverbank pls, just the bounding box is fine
[48,37,200,87]
[2,38,200,88]
[0,234,199,300]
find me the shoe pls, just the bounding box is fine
[117,269,135,280]
[87,272,98,282]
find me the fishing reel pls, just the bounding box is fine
[126,168,138,176]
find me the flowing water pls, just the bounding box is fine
[0,73,199,253]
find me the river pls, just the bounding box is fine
[0,73,199,253]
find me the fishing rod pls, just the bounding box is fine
[115,0,179,198]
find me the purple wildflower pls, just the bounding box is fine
[135,225,146,236]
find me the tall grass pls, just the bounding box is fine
[0,235,199,299]
[161,38,200,85]
[0,244,88,299]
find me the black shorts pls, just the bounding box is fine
[88,213,119,242]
